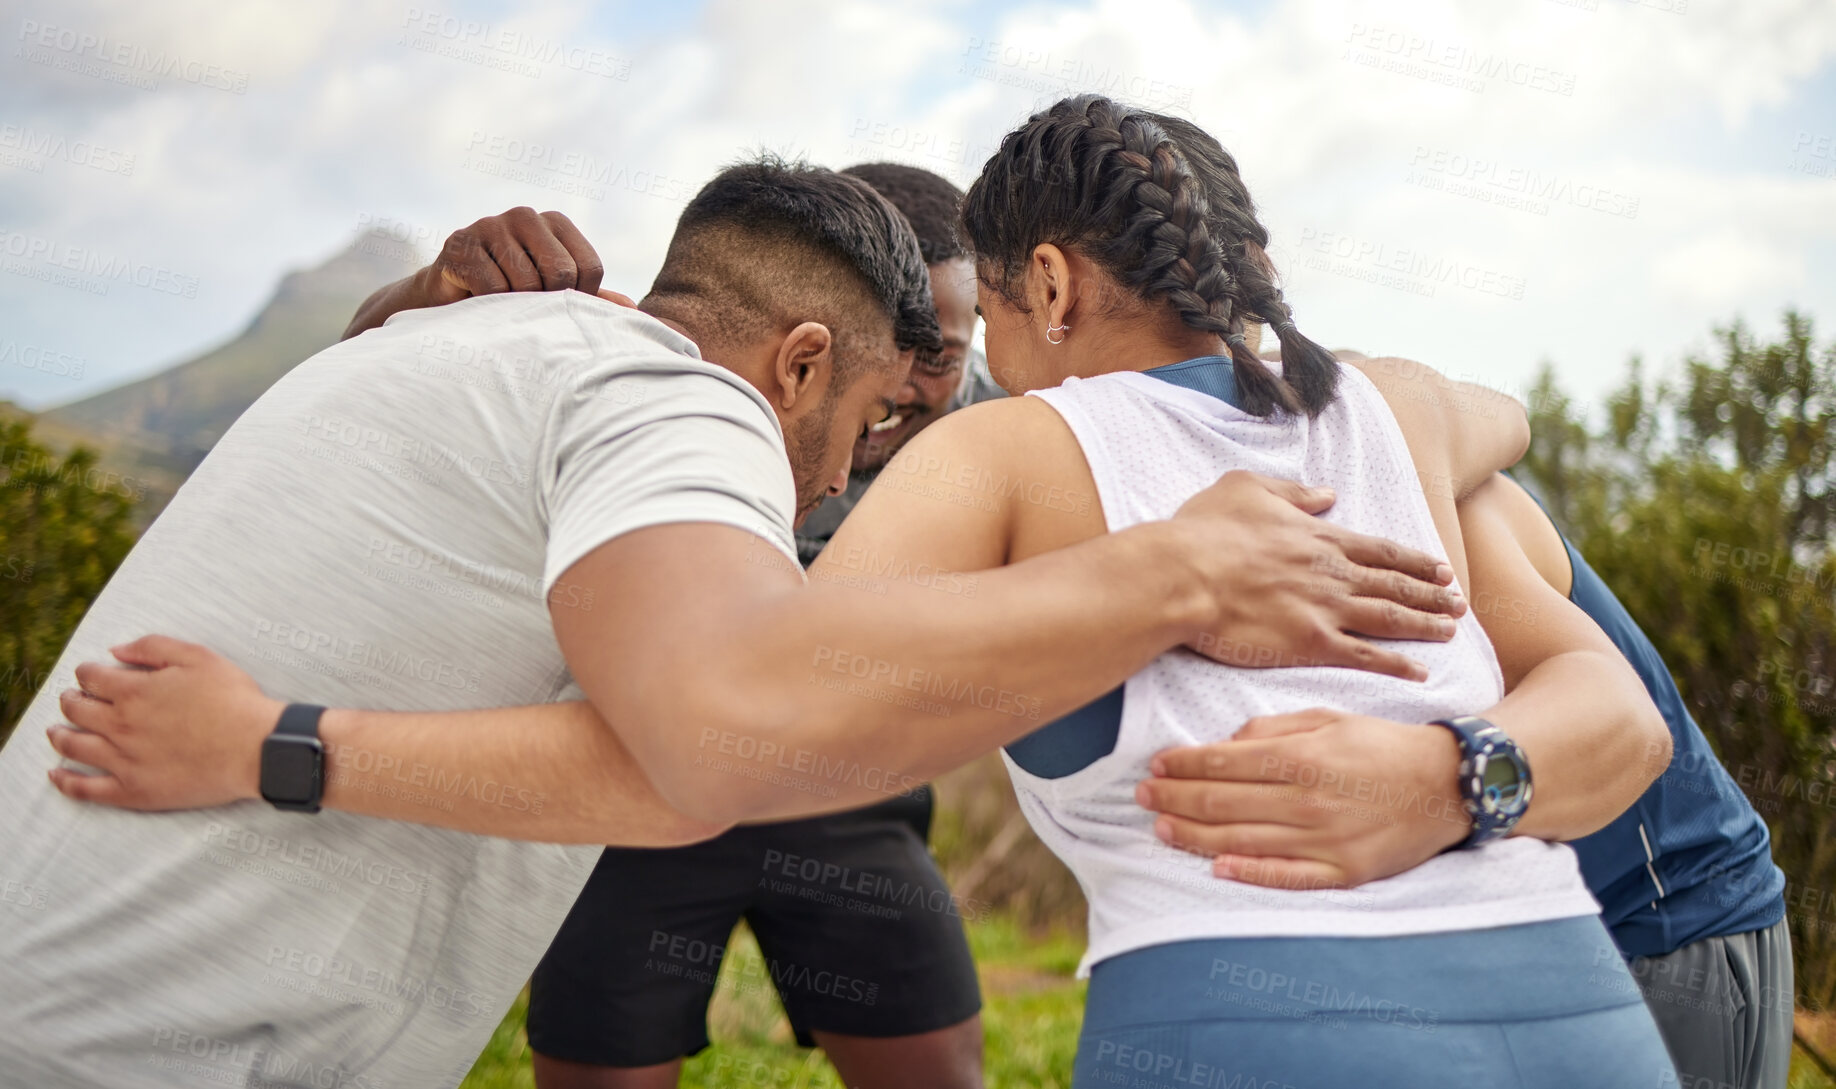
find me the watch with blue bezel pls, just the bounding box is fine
[1431,715,1532,848]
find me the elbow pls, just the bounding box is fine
[636,684,807,827]
[1634,704,1673,792]
[1503,398,1531,469]
[640,812,736,848]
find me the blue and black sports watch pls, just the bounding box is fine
[1431,716,1532,848]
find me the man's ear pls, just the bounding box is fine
[1026,244,1075,334]
[772,321,835,411]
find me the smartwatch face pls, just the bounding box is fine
[261,736,322,804]
[1479,751,1526,812]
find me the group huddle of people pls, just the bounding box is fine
[0,95,1793,1089]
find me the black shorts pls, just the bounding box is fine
[527,788,983,1067]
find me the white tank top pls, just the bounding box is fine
[1011,361,1599,976]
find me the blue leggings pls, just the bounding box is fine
[1074,917,1678,1089]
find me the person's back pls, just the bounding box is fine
[0,291,794,1088]
[1008,359,1598,971]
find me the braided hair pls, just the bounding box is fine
[960,95,1338,417]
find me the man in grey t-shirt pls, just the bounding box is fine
[0,159,937,1089]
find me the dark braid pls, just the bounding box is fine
[962,95,1338,417]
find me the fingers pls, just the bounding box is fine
[1227,470,1334,515]
[47,767,130,807]
[74,661,148,703]
[540,211,602,295]
[483,226,545,293]
[1333,595,1457,643]
[1154,815,1321,860]
[58,688,122,736]
[1142,736,1330,786]
[1309,634,1428,681]
[109,634,205,669]
[46,724,121,769]
[1137,778,1319,827]
[435,226,508,300]
[1213,854,1349,891]
[1329,525,1458,591]
[1340,564,1466,618]
[1231,708,1340,741]
[596,288,637,307]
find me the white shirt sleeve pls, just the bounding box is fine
[540,305,799,595]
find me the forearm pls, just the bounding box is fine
[317,700,729,846]
[1489,650,1670,841]
[342,271,428,340]
[578,522,1214,823]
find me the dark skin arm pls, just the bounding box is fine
[1139,356,1670,887]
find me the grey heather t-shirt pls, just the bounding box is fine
[0,291,797,1088]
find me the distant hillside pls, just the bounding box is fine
[37,232,415,523]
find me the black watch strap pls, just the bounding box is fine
[274,703,326,740]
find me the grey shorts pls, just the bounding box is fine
[1625,918,1793,1089]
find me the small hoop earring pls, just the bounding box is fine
[1046,322,1070,345]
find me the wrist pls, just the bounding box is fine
[1136,521,1220,645]
[1414,723,1471,851]
[243,696,287,801]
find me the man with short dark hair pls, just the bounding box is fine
[527,164,995,1089]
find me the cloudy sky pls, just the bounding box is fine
[2,0,1832,414]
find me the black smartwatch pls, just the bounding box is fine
[260,704,326,814]
[1431,715,1533,848]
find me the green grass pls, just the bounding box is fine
[458,914,1088,1089]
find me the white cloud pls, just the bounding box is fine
[0,0,1830,416]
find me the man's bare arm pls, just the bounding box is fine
[51,464,1465,835]
[50,638,727,846]
[1137,355,1667,887]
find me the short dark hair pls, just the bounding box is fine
[842,162,968,267]
[646,156,941,375]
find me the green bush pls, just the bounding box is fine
[0,417,137,747]
[1519,310,1836,1008]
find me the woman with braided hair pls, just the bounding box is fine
[820,93,1680,1086]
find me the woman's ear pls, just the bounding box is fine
[1026,244,1075,336]
[773,321,835,411]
